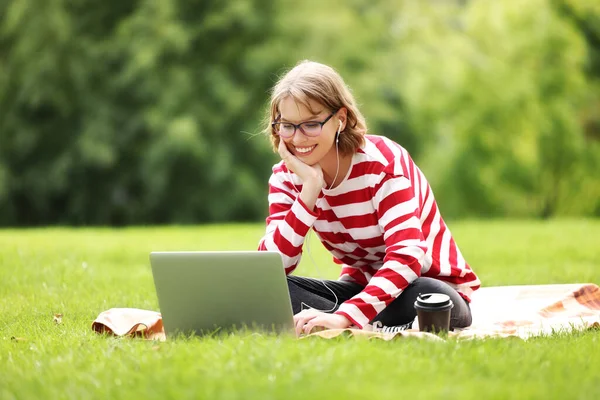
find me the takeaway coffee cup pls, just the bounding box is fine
[414,293,454,333]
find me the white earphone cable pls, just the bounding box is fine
[285,126,343,313]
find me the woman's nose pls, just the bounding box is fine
[292,129,308,144]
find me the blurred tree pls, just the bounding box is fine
[378,0,598,218]
[552,0,600,215]
[0,0,279,225]
[0,0,597,225]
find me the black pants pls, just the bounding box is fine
[287,276,472,329]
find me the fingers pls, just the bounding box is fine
[293,309,322,337]
[295,314,318,337]
[278,138,292,160]
[303,319,320,335]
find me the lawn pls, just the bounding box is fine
[1,220,599,399]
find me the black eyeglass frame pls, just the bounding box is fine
[272,109,339,138]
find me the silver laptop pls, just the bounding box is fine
[149,251,295,338]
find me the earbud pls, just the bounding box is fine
[336,121,343,144]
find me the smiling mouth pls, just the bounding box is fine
[294,145,317,156]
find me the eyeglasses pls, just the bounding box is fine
[272,110,338,139]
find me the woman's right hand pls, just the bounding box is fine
[278,139,324,210]
[278,139,324,188]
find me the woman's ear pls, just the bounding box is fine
[337,107,348,131]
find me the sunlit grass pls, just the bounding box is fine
[1,220,599,399]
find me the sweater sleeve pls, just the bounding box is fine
[335,174,427,328]
[257,168,319,275]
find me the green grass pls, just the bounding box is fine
[1,220,599,399]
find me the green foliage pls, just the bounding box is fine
[0,0,598,225]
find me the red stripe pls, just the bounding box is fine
[348,161,385,179]
[382,212,415,236]
[377,187,415,216]
[318,231,384,250]
[269,185,295,198]
[340,267,369,286]
[449,238,458,269]
[374,137,396,163]
[267,203,289,221]
[354,236,385,249]
[325,188,373,207]
[272,229,301,258]
[317,207,378,225]
[362,284,394,301]
[421,199,438,242]
[284,265,297,275]
[360,264,379,277]
[344,298,379,321]
[385,227,423,245]
[414,164,423,207]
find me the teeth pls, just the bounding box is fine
[296,145,316,154]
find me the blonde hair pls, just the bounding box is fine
[266,60,367,156]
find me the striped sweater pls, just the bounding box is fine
[258,134,481,328]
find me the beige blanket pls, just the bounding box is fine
[92,283,600,341]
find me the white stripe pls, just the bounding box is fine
[259,228,301,270]
[269,173,295,193]
[346,224,383,240]
[354,291,387,314]
[280,252,301,269]
[374,176,411,205]
[439,229,451,276]
[379,200,417,229]
[273,169,303,187]
[422,253,433,272]
[419,171,429,208]
[290,200,317,227]
[314,217,385,243]
[268,210,287,220]
[381,260,420,282]
[313,219,345,233]
[361,138,388,165]
[419,186,436,225]
[424,207,442,258]
[410,156,419,189]
[325,174,381,194]
[330,200,374,218]
[336,303,369,328]
[383,215,421,242]
[391,145,407,176]
[368,276,402,295]
[268,192,293,205]
[265,220,279,235]
[387,238,425,251]
[324,240,381,261]
[338,273,357,283]
[390,246,426,264]
[278,220,306,248]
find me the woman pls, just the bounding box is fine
[258,60,480,336]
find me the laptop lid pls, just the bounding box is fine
[149,251,295,338]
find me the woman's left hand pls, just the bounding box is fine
[293,309,352,336]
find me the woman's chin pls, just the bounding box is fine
[297,154,319,166]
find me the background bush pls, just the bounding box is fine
[0,0,598,225]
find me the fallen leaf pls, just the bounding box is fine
[53,314,63,324]
[152,345,161,351]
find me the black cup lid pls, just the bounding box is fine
[415,293,452,308]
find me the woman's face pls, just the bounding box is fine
[277,97,341,166]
